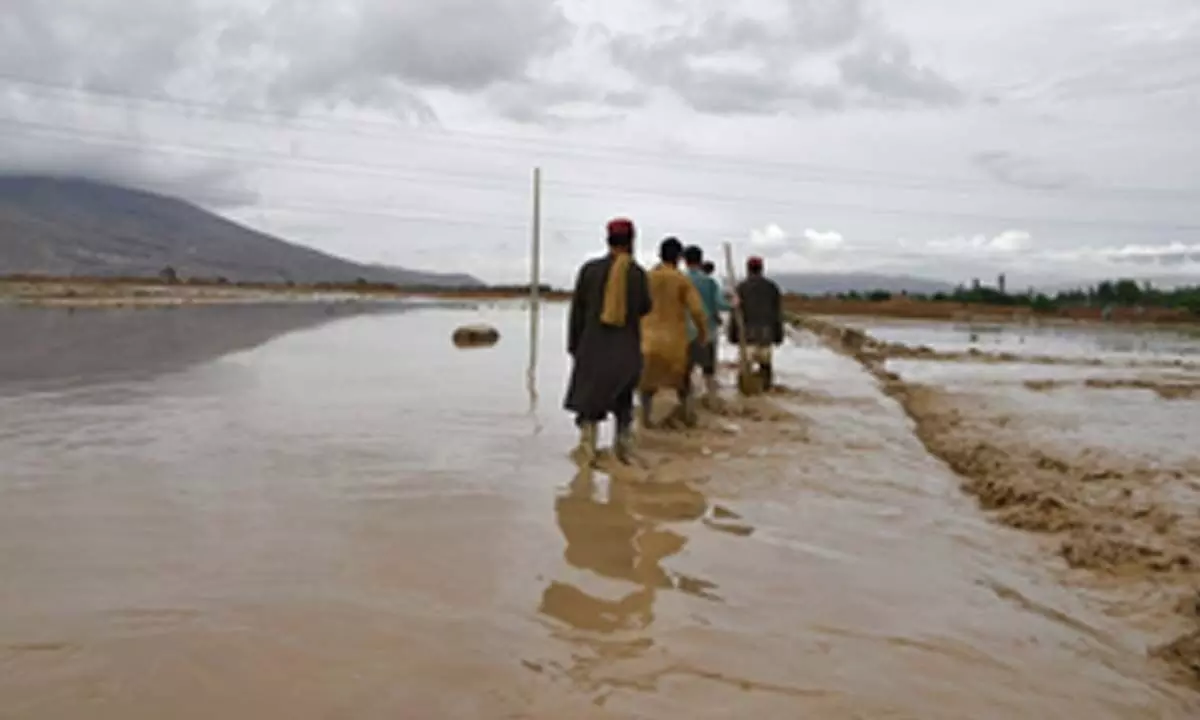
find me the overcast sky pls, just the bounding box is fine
[0,0,1197,287]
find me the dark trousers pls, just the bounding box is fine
[575,380,636,430]
[689,339,716,377]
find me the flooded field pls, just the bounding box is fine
[1,302,1199,718]
[843,315,1200,365]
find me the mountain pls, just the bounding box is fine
[771,272,956,296]
[0,175,483,287]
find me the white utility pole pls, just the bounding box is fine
[526,167,543,414]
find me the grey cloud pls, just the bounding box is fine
[1049,12,1200,102]
[0,0,575,197]
[680,71,845,115]
[1111,253,1200,266]
[258,0,571,100]
[973,151,1081,190]
[0,134,258,209]
[608,29,846,116]
[1110,248,1200,266]
[787,0,869,49]
[0,0,572,121]
[606,0,962,115]
[602,90,649,109]
[484,80,641,126]
[0,74,257,208]
[838,38,965,107]
[0,1,209,97]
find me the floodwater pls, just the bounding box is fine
[843,314,1200,465]
[1,302,1198,718]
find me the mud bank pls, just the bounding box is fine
[794,313,1200,686]
[0,278,565,308]
[803,319,1200,373]
[785,296,1198,325]
[1024,378,1200,401]
[0,279,480,309]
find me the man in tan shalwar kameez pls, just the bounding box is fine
[639,237,709,428]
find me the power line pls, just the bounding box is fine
[2,72,1196,199]
[0,115,529,195]
[4,115,1198,234]
[3,165,1193,274]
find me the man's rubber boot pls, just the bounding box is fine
[678,393,698,428]
[614,424,635,464]
[639,391,655,429]
[704,376,719,406]
[575,422,598,466]
[760,364,774,392]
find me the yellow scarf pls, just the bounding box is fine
[600,252,631,327]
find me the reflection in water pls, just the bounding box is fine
[0,302,409,392]
[540,471,717,635]
[526,298,542,430]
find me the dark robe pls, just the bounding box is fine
[563,254,652,420]
[728,274,784,346]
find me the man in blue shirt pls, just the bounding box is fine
[683,245,729,402]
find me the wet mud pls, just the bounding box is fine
[1023,377,1200,400]
[796,313,1200,686]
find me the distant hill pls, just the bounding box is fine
[0,175,483,287]
[772,272,956,296]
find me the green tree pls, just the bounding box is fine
[1113,278,1143,305]
[1031,294,1056,313]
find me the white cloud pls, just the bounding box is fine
[920,229,1033,254]
[1100,242,1200,261]
[802,228,845,251]
[748,223,790,252]
[747,225,844,257]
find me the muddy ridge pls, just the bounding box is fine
[793,314,1200,686]
[798,318,1200,372]
[1024,378,1200,400]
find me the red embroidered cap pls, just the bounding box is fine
[606,217,635,237]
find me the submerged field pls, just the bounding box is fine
[0,301,1198,718]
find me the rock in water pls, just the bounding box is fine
[452,324,500,348]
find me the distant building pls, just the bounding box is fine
[971,277,981,291]
[997,273,1006,294]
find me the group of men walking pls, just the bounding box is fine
[564,217,784,464]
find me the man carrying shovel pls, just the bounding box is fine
[730,255,784,391]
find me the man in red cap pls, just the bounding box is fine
[564,217,652,464]
[729,255,784,390]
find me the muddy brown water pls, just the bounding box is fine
[1,303,1198,717]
